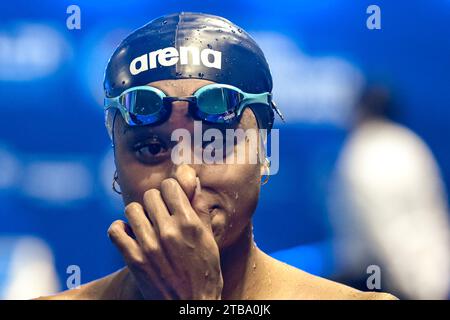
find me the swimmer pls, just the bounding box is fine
[37,12,397,300]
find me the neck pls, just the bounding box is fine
[219,222,265,300]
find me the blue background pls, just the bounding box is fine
[0,0,449,296]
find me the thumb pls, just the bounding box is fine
[190,178,213,230]
[171,164,197,200]
[171,164,212,230]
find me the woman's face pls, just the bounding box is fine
[113,79,264,249]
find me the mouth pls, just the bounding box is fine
[192,178,220,215]
[209,204,220,215]
[191,184,220,218]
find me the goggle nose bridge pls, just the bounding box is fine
[162,96,197,106]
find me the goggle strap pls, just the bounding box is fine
[271,100,285,122]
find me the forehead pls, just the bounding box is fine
[147,78,215,95]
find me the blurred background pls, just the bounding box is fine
[0,0,449,299]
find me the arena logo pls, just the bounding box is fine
[129,46,222,75]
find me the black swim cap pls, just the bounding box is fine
[103,12,273,97]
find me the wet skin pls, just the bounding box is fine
[37,79,398,300]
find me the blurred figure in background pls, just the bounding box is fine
[330,84,450,299]
[0,236,60,299]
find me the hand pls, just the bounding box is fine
[107,166,223,300]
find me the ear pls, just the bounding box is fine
[258,132,268,177]
[260,163,265,176]
[260,158,269,176]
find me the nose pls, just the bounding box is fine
[164,100,204,172]
[166,100,193,125]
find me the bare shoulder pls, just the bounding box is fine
[34,268,139,300]
[264,254,398,300]
[34,275,113,300]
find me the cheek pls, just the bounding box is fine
[206,163,261,249]
[114,146,172,205]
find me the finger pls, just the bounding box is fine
[172,167,212,229]
[107,220,142,263]
[172,164,197,200]
[109,218,176,300]
[160,178,198,223]
[191,180,213,229]
[142,188,172,235]
[125,204,177,296]
[124,202,158,248]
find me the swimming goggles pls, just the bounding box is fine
[104,83,283,130]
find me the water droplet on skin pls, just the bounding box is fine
[235,192,239,199]
[205,271,209,278]
[196,177,201,193]
[253,263,257,270]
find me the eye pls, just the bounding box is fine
[133,136,169,164]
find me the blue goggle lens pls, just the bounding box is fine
[120,89,163,116]
[197,87,243,114]
[105,85,274,127]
